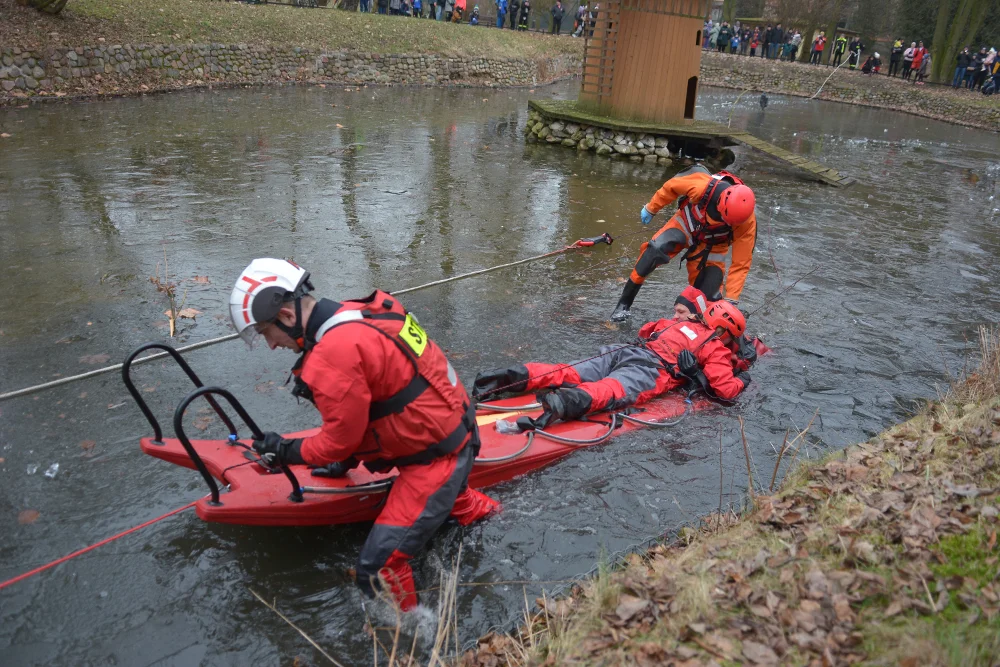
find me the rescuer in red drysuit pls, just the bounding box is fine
[230,258,499,611]
[654,285,761,373]
[473,299,753,428]
[611,165,758,321]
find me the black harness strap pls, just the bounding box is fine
[365,402,477,472]
[368,375,431,421]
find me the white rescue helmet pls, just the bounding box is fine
[230,258,313,343]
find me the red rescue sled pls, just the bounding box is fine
[123,341,763,527]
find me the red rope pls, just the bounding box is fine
[0,499,200,591]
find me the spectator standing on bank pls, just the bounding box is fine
[495,0,506,27]
[717,22,732,53]
[955,47,973,88]
[377,0,389,14]
[412,0,420,16]
[452,0,466,22]
[888,38,903,76]
[518,0,529,30]
[730,31,740,54]
[770,24,784,59]
[916,49,931,84]
[703,20,712,49]
[848,38,863,69]
[709,21,721,50]
[573,4,587,36]
[811,31,826,65]
[508,0,518,28]
[911,41,927,81]
[972,47,989,89]
[750,27,760,57]
[981,49,997,89]
[739,26,751,55]
[550,0,564,34]
[832,34,848,67]
[785,31,801,61]
[902,42,916,79]
[360,0,371,13]
[761,24,772,58]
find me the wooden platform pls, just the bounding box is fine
[529,100,854,188]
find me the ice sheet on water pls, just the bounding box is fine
[44,463,59,479]
[26,464,38,475]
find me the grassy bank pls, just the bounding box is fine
[0,0,581,59]
[467,327,1000,666]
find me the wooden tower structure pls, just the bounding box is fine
[581,0,713,124]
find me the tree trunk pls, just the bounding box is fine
[799,23,817,62]
[723,0,737,23]
[936,0,982,81]
[823,0,846,65]
[929,0,954,81]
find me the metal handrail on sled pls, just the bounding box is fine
[121,342,239,443]
[173,386,305,506]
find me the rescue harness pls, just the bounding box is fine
[289,296,477,473]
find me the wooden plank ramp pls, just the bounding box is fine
[728,132,855,187]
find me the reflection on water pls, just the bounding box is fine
[2,82,1000,664]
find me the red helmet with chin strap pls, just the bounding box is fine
[716,183,756,225]
[703,301,746,339]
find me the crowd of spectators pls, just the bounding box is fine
[703,21,802,60]
[703,18,999,93]
[952,46,998,91]
[354,0,586,33]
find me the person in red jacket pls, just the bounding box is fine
[473,300,752,427]
[672,286,762,372]
[611,165,757,321]
[230,258,499,611]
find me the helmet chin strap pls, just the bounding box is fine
[273,297,306,349]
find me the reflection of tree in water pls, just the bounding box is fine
[338,125,383,288]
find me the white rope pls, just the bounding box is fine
[0,243,599,402]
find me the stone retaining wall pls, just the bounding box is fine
[699,50,1000,132]
[0,42,581,99]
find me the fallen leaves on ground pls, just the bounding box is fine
[80,440,97,457]
[466,395,1000,667]
[191,276,210,284]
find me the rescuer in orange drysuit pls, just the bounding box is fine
[611,165,758,321]
[231,259,499,612]
[473,299,753,428]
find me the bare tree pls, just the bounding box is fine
[930,0,995,81]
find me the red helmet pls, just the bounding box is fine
[717,183,756,225]
[703,301,746,339]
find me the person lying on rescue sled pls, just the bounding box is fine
[473,297,752,429]
[611,165,757,321]
[664,286,760,373]
[230,259,499,611]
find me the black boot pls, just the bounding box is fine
[532,387,593,429]
[472,364,530,401]
[610,279,642,322]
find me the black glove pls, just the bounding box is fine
[252,432,306,466]
[676,349,713,396]
[311,456,360,478]
[735,335,758,366]
[736,371,752,389]
[675,350,700,378]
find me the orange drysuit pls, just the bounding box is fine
[631,165,757,301]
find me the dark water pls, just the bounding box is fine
[2,82,999,666]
